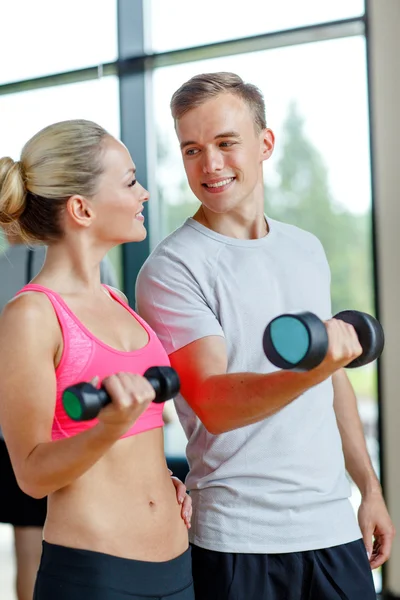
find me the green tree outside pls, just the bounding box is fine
[264,101,375,317]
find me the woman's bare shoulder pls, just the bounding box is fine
[0,290,59,338]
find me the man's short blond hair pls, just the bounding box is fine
[170,72,267,132]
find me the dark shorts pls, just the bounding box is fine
[0,439,47,527]
[34,541,195,600]
[191,539,376,600]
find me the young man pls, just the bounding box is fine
[136,72,394,599]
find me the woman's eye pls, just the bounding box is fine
[128,179,137,187]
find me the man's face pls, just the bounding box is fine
[175,93,274,214]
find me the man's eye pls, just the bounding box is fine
[220,141,233,147]
[185,148,199,156]
[128,179,137,187]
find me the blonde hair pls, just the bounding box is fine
[0,119,109,244]
[170,72,267,131]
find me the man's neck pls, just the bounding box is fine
[193,205,269,240]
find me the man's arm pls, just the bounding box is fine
[332,369,395,568]
[137,250,362,433]
[169,325,362,435]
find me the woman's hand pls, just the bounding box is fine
[97,372,155,433]
[169,470,192,529]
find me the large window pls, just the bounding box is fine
[1,0,118,84]
[149,0,365,52]
[0,77,120,158]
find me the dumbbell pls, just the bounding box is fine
[263,310,384,371]
[62,366,180,421]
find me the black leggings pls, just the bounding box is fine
[33,541,194,600]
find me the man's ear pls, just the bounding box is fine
[65,195,95,229]
[260,128,275,162]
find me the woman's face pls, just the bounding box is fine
[90,136,149,245]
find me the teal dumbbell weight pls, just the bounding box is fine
[263,310,384,371]
[62,366,180,421]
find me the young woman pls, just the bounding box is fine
[0,228,118,600]
[0,119,194,600]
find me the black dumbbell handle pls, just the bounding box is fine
[334,310,385,368]
[63,366,180,421]
[94,372,164,404]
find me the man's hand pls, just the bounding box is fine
[358,490,395,569]
[169,470,192,529]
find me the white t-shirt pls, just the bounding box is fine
[136,217,361,553]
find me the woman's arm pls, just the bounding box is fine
[0,293,154,499]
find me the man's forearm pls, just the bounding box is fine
[194,367,335,434]
[333,369,381,496]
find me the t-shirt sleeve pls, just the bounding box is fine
[136,252,224,355]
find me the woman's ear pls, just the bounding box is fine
[65,195,95,229]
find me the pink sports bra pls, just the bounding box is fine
[17,284,167,440]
